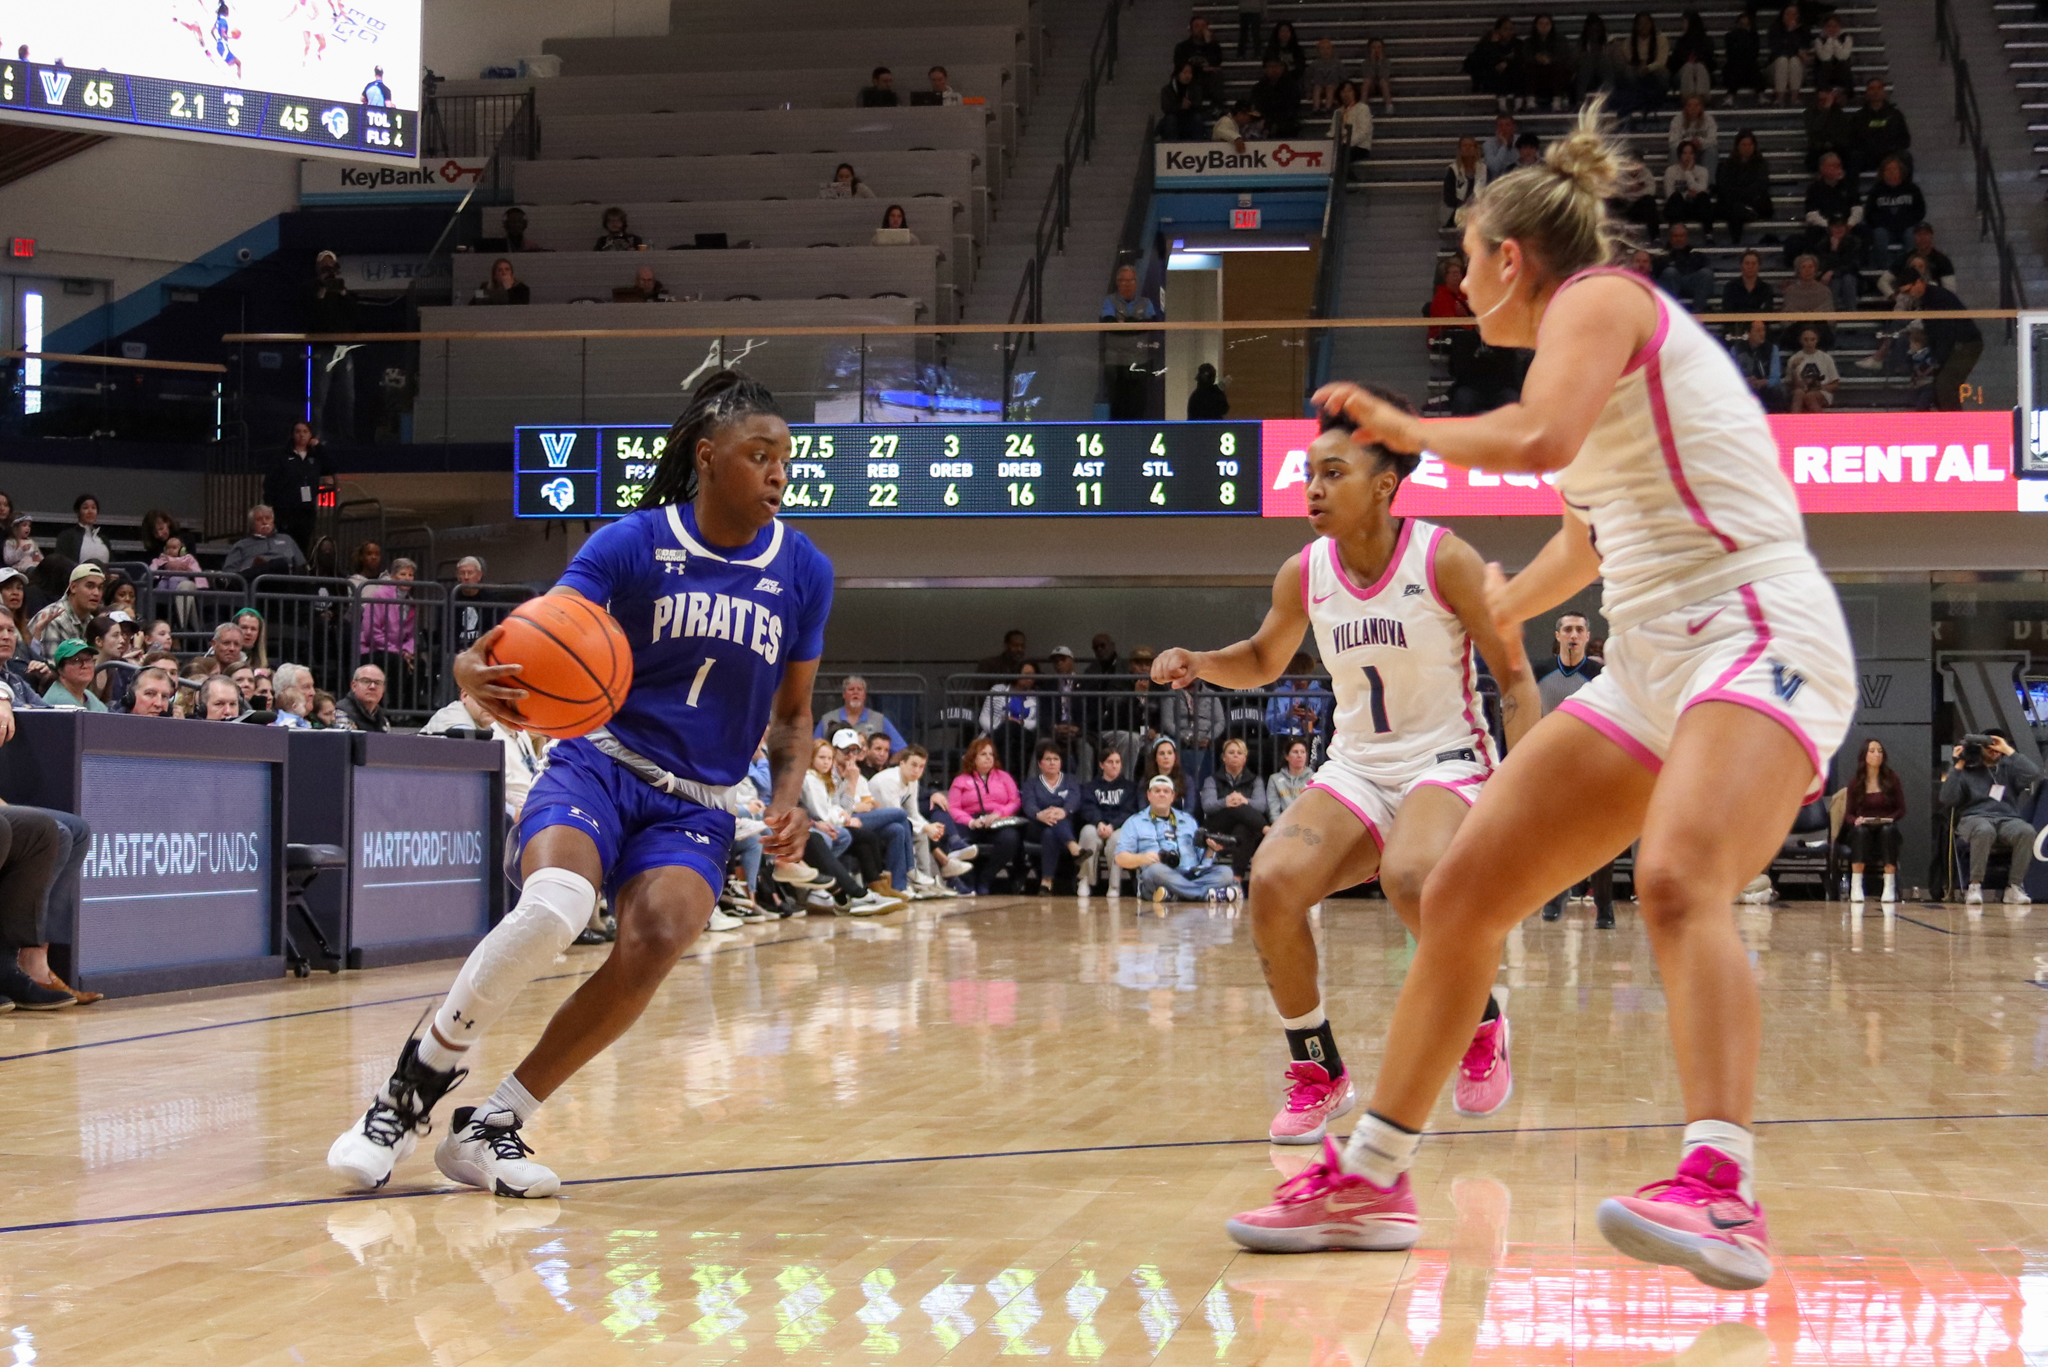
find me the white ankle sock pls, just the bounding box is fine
[1279,1003,1326,1030]
[1681,1119,1754,1203]
[416,1030,468,1072]
[483,1075,541,1127]
[1881,872,1896,899]
[1341,1112,1420,1188]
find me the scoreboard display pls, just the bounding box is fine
[514,422,1265,519]
[0,2,420,161]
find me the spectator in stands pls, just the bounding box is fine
[1214,99,1262,147]
[927,66,964,106]
[1668,94,1718,175]
[1116,775,1238,904]
[1731,318,1788,412]
[338,663,386,730]
[1787,328,1840,412]
[127,665,174,717]
[595,207,644,251]
[449,556,494,653]
[1306,37,1345,112]
[1523,13,1571,111]
[869,743,972,895]
[222,504,307,578]
[826,731,915,901]
[1879,224,1954,295]
[263,422,325,559]
[1040,644,1090,765]
[1359,35,1393,113]
[1187,362,1230,419]
[1766,4,1810,105]
[1464,16,1522,113]
[0,570,24,650]
[0,608,42,706]
[85,615,133,707]
[4,514,39,573]
[1572,14,1616,105]
[1612,12,1672,121]
[359,556,417,686]
[1071,750,1138,898]
[949,736,1023,894]
[1143,735,1195,814]
[1811,14,1853,93]
[1663,140,1713,236]
[41,640,103,711]
[1160,62,1206,141]
[1447,325,1525,414]
[150,533,205,604]
[350,540,383,585]
[1781,253,1834,341]
[1426,256,1473,339]
[310,689,339,728]
[1814,216,1866,311]
[269,663,314,728]
[474,258,529,306]
[1942,729,2037,907]
[1268,739,1315,818]
[1610,158,1662,241]
[1200,737,1267,879]
[1102,264,1164,420]
[822,163,876,199]
[1332,81,1375,171]
[1842,737,1904,904]
[140,619,173,654]
[1172,20,1225,105]
[1892,266,1982,411]
[1716,129,1772,242]
[1850,78,1910,180]
[816,674,906,747]
[1794,152,1861,263]
[1862,157,1925,261]
[1265,20,1306,74]
[1235,0,1263,58]
[0,492,12,529]
[30,564,102,658]
[980,660,1039,774]
[1250,57,1301,138]
[198,673,242,720]
[620,265,674,303]
[1020,742,1085,894]
[1669,9,1715,102]
[1087,633,1120,677]
[105,574,138,622]
[500,206,544,252]
[1443,136,1490,228]
[1803,83,1852,177]
[858,732,892,779]
[1163,679,1227,792]
[0,803,93,1010]
[54,494,109,567]
[200,620,247,673]
[1098,647,1160,774]
[1482,112,1521,179]
[306,251,357,441]
[1721,249,1774,314]
[977,629,1029,678]
[859,66,898,107]
[1266,655,1330,739]
[1513,131,1542,170]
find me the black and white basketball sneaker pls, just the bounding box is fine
[327,1037,466,1190]
[435,1106,561,1198]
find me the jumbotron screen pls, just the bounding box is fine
[0,0,420,160]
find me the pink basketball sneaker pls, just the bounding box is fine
[1226,1137,1421,1253]
[1452,1016,1513,1117]
[1596,1146,1774,1290]
[1268,1060,1356,1145]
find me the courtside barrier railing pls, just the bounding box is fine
[811,672,934,747]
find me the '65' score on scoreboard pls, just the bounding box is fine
[512,422,1265,519]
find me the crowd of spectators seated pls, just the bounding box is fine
[1162,15,1376,168]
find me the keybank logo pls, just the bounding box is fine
[1161,142,1327,173]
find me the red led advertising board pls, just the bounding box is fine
[1259,411,2025,517]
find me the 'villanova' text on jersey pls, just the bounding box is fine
[1330,616,1410,653]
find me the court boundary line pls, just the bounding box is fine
[6,1110,2046,1238]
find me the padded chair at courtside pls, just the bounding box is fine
[284,843,347,978]
[1768,801,1834,898]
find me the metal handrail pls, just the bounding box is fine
[1933,0,2027,319]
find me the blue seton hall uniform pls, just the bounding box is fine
[518,501,834,894]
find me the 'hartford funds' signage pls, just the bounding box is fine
[348,766,492,949]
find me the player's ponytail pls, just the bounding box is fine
[642,369,782,508]
[1469,98,1632,280]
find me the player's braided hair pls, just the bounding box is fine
[1319,385,1422,485]
[641,369,782,508]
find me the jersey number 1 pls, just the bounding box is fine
[686,658,714,707]
[1361,665,1391,734]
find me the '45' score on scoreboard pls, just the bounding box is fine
[513,422,1266,519]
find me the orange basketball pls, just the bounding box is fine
[483,595,633,738]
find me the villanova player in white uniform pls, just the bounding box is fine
[1152,398,1540,1166]
[330,372,831,1196]
[1249,108,1854,1291]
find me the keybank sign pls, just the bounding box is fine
[1156,140,1334,184]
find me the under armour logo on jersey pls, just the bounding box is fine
[1769,661,1806,703]
[1403,584,1425,596]
[754,576,783,596]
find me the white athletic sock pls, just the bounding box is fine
[482,1075,542,1127]
[1341,1112,1420,1188]
[1681,1119,1755,1204]
[1278,1003,1326,1031]
[425,868,596,1064]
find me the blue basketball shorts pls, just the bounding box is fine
[517,737,735,897]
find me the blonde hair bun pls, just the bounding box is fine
[1470,97,1634,276]
[1543,101,1626,201]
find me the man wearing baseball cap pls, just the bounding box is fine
[1043,645,1091,772]
[826,726,915,905]
[28,563,102,659]
[40,639,106,711]
[1113,773,1240,904]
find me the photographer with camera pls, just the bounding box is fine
[1939,729,2038,906]
[1114,774,1241,904]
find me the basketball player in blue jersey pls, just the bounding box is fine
[329,371,832,1197]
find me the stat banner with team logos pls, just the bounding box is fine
[1260,411,2028,518]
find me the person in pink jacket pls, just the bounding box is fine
[947,736,1024,893]
[357,556,418,697]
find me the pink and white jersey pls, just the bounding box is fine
[1301,519,1496,778]
[1550,268,1819,635]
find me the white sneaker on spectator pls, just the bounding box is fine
[805,889,841,912]
[1965,883,1984,905]
[706,908,745,931]
[2005,886,2031,906]
[951,845,979,863]
[773,862,822,884]
[940,856,973,878]
[844,890,901,916]
[1854,355,1883,371]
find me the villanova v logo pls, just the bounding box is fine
[1769,661,1806,703]
[538,432,578,468]
[39,71,71,104]
[1858,673,1892,710]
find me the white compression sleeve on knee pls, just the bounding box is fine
[422,868,595,1064]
